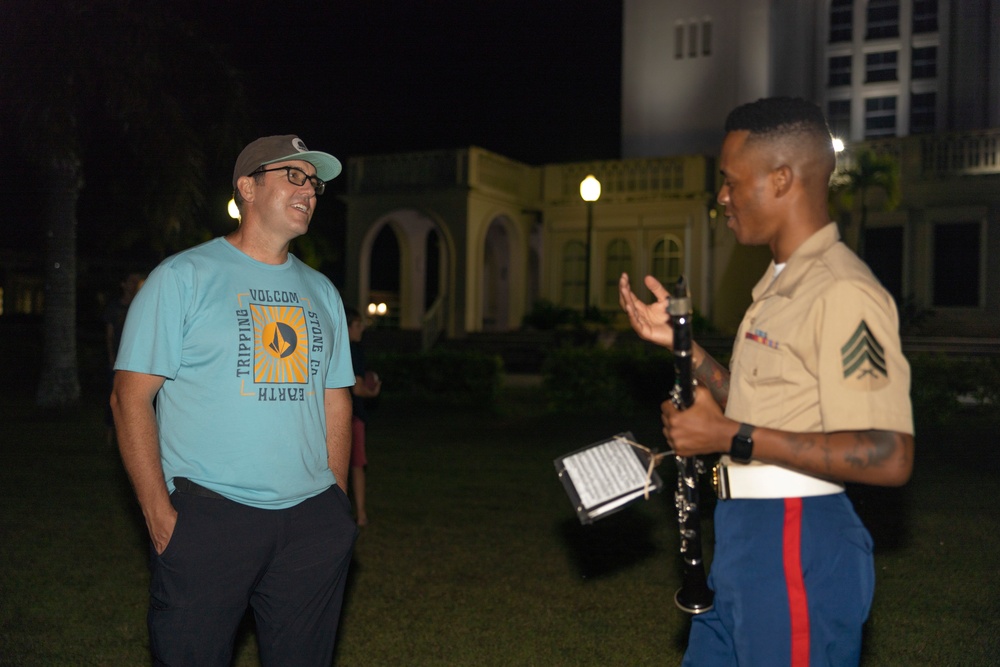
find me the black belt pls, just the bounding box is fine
[173,477,227,500]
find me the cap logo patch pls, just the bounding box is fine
[292,137,308,153]
[841,320,888,389]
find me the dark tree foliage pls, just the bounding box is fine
[1,0,251,406]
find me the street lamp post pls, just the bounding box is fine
[579,175,601,316]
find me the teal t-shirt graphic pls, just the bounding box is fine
[116,238,355,509]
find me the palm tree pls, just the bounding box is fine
[2,1,248,407]
[829,147,900,260]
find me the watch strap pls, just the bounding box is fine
[730,423,755,463]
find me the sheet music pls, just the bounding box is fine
[561,436,649,510]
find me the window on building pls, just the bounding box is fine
[561,240,586,307]
[911,46,937,79]
[604,239,632,305]
[830,0,853,43]
[676,19,712,60]
[651,235,683,288]
[864,227,904,303]
[867,0,900,39]
[910,92,936,134]
[865,51,898,83]
[864,96,897,138]
[913,0,939,33]
[828,99,851,138]
[828,55,852,86]
[933,222,981,307]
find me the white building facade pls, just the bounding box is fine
[342,0,1000,343]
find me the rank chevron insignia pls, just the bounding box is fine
[840,321,887,379]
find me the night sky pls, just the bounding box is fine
[183,0,624,166]
[1,1,623,277]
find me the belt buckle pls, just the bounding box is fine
[712,462,730,501]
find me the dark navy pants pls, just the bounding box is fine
[148,484,357,666]
[682,494,875,667]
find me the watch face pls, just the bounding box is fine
[731,427,754,463]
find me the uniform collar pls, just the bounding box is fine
[751,223,841,301]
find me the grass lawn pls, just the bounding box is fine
[1,384,999,666]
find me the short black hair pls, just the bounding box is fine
[344,306,362,325]
[725,96,831,139]
[725,97,836,173]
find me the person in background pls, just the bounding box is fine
[111,135,357,666]
[619,97,914,666]
[102,272,145,445]
[345,306,381,527]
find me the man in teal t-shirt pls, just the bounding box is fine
[111,135,357,666]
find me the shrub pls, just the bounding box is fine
[521,299,582,330]
[539,348,1000,424]
[368,349,503,407]
[542,344,674,415]
[521,300,612,331]
[908,353,999,424]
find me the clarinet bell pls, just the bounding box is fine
[674,585,714,615]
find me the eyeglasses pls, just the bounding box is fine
[252,165,326,195]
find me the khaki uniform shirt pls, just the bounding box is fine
[726,223,914,441]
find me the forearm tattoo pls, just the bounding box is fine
[693,355,730,409]
[841,430,901,470]
[782,430,902,476]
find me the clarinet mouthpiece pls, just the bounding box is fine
[674,275,688,298]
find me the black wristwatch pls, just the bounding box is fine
[730,423,755,463]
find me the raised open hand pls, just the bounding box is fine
[618,272,675,350]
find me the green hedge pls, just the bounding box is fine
[909,353,1000,424]
[367,349,503,407]
[365,344,999,421]
[541,345,675,415]
[538,347,998,422]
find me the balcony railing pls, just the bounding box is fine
[843,129,1000,179]
[920,130,1000,176]
[542,155,714,205]
[346,147,541,201]
[347,149,468,194]
[347,130,1000,200]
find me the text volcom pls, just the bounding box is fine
[248,289,299,303]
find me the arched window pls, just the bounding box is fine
[652,235,683,287]
[604,238,632,305]
[561,240,586,307]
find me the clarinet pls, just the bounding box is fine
[668,276,714,614]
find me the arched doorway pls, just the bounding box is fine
[360,210,451,338]
[482,218,513,331]
[367,225,401,329]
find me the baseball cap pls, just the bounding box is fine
[232,135,342,188]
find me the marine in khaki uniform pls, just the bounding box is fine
[619,97,914,667]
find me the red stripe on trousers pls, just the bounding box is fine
[784,497,810,666]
